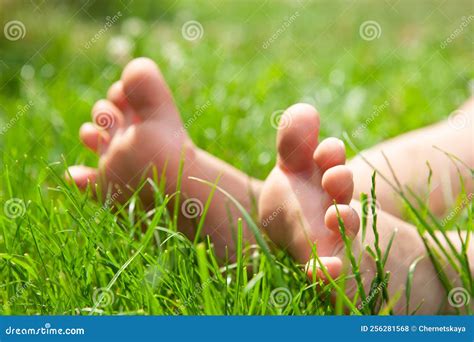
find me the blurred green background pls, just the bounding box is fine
[0,0,472,183]
[0,0,472,315]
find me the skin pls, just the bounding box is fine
[349,97,474,218]
[259,103,473,314]
[68,57,473,313]
[68,58,260,259]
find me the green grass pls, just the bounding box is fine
[0,0,472,315]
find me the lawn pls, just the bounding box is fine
[0,0,472,315]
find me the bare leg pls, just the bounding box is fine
[259,104,473,314]
[68,58,261,259]
[70,57,471,269]
[336,200,473,314]
[349,97,474,218]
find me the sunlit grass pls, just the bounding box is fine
[0,0,472,315]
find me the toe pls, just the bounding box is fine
[121,57,178,121]
[66,165,98,190]
[313,137,346,173]
[324,204,360,238]
[276,103,320,173]
[92,99,124,136]
[306,257,342,282]
[107,81,136,125]
[322,165,354,204]
[79,122,110,154]
[107,81,128,110]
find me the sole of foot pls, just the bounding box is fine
[258,103,360,280]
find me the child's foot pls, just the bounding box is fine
[67,58,261,257]
[259,104,360,279]
[68,57,192,201]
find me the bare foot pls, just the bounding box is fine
[259,103,359,278]
[67,58,261,257]
[257,104,469,314]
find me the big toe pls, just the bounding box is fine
[276,103,320,173]
[121,57,179,121]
